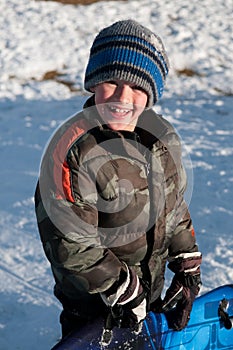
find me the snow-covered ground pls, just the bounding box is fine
[0,0,232,348]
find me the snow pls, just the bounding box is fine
[0,0,232,348]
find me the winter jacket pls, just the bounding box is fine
[34,97,198,318]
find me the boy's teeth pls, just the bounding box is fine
[110,106,130,113]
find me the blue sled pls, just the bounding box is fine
[52,285,233,349]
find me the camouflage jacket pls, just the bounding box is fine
[35,97,198,314]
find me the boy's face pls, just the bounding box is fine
[92,80,148,131]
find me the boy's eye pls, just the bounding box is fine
[106,81,118,86]
[132,85,144,92]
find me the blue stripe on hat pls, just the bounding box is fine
[91,35,169,76]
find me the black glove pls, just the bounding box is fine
[162,252,202,331]
[101,264,147,330]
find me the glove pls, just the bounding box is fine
[162,252,202,331]
[100,263,147,330]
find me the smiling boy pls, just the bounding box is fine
[35,20,202,341]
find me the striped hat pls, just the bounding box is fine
[84,20,169,107]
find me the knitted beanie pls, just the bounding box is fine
[84,20,169,107]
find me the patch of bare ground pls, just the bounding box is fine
[40,70,83,92]
[175,68,205,77]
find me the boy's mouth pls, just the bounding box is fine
[108,105,133,118]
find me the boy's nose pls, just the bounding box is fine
[115,84,131,103]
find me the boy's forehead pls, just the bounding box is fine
[95,80,146,94]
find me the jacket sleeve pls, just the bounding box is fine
[168,194,199,256]
[166,132,200,257]
[35,142,125,295]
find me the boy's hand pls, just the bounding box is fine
[162,252,202,331]
[101,264,147,329]
[162,274,201,330]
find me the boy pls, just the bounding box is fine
[35,19,202,340]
